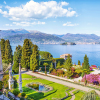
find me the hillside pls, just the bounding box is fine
[54,33,100,43]
[4,32,65,44]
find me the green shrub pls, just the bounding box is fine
[0,81,3,90]
[0,91,2,95]
[20,97,25,100]
[13,89,20,96]
[21,92,26,97]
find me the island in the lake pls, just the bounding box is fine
[60,42,76,45]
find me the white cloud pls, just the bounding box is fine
[4,1,6,4]
[0,0,76,21]
[5,21,46,26]
[63,22,79,26]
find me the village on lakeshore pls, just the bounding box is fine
[0,38,100,100]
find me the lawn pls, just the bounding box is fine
[15,73,85,100]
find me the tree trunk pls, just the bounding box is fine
[45,66,46,74]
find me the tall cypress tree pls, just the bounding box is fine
[30,45,39,71]
[21,39,32,70]
[13,45,22,73]
[82,54,90,77]
[64,54,73,79]
[1,39,5,60]
[5,40,13,64]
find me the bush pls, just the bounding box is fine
[0,81,3,90]
[51,69,57,76]
[21,92,26,97]
[13,77,18,88]
[13,89,20,96]
[0,91,2,95]
[20,97,25,100]
[57,69,64,76]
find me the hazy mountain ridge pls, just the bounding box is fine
[54,33,100,43]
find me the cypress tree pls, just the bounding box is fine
[64,54,73,79]
[78,60,81,65]
[13,45,22,73]
[82,54,90,77]
[30,45,39,71]
[1,39,5,60]
[5,40,13,64]
[21,39,32,70]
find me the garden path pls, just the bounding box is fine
[25,71,100,95]
[69,89,77,100]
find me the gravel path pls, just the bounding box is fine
[25,71,100,95]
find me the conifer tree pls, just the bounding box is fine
[13,45,22,73]
[30,45,39,71]
[82,54,90,77]
[5,40,13,64]
[56,61,61,69]
[21,39,32,70]
[1,39,5,60]
[78,60,81,65]
[64,54,73,79]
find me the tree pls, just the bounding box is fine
[21,39,32,70]
[64,54,73,79]
[39,51,53,59]
[30,45,39,72]
[78,60,81,65]
[43,62,48,74]
[56,61,61,69]
[13,45,22,74]
[49,63,54,73]
[5,40,13,64]
[82,54,90,77]
[1,39,5,60]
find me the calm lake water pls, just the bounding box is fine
[11,44,100,67]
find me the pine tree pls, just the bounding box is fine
[1,39,5,60]
[21,39,32,70]
[64,54,73,79]
[82,54,90,77]
[78,60,81,65]
[30,45,39,72]
[13,45,22,73]
[5,40,13,64]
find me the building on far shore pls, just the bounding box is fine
[60,54,72,60]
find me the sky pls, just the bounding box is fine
[0,0,100,35]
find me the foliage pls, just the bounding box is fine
[21,39,32,70]
[43,62,48,74]
[56,69,64,76]
[0,39,5,60]
[64,54,73,79]
[78,60,81,65]
[0,91,2,95]
[56,61,61,69]
[82,54,90,77]
[30,45,39,72]
[49,63,54,73]
[13,89,20,96]
[13,77,18,88]
[51,69,57,76]
[2,75,9,89]
[0,81,3,90]
[28,83,39,90]
[21,92,26,97]
[4,39,13,64]
[39,51,53,59]
[13,45,22,74]
[81,74,100,84]
[20,97,25,100]
[2,63,9,73]
[80,90,98,100]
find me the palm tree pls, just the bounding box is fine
[43,62,48,74]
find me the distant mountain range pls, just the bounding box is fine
[0,29,100,44]
[53,33,100,43]
[1,29,64,44]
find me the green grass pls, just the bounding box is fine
[15,74,85,100]
[73,90,85,100]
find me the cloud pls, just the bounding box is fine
[5,21,45,26]
[0,6,2,8]
[0,0,76,21]
[4,1,6,4]
[63,22,79,26]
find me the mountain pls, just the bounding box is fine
[0,29,30,38]
[4,32,65,44]
[54,33,100,43]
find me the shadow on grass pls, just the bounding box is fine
[23,87,57,100]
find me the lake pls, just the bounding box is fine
[11,44,100,67]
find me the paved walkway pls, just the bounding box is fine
[25,71,100,95]
[69,89,77,100]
